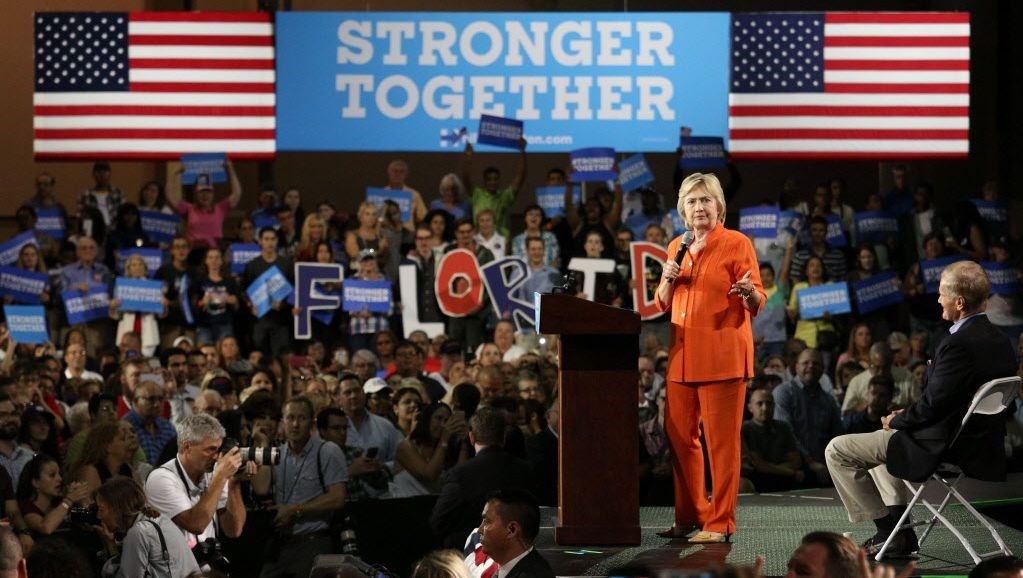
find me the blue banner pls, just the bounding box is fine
[668,211,687,236]
[180,274,194,325]
[825,214,846,248]
[246,266,294,318]
[852,272,903,315]
[229,243,262,276]
[253,214,278,231]
[35,208,65,241]
[366,187,413,223]
[342,279,392,313]
[114,277,165,314]
[570,148,616,182]
[796,282,851,320]
[920,255,968,294]
[971,199,1009,237]
[181,153,227,185]
[116,248,162,278]
[476,115,523,149]
[981,261,1019,297]
[535,186,580,219]
[0,267,49,304]
[855,210,899,245]
[0,232,39,267]
[139,210,181,244]
[678,136,725,169]
[275,12,730,152]
[738,206,778,238]
[63,286,110,325]
[4,305,48,344]
[617,154,655,193]
[778,210,805,237]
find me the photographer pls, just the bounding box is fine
[145,414,255,568]
[96,477,200,578]
[251,396,347,578]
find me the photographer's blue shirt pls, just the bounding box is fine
[273,436,347,535]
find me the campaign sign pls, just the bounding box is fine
[678,136,725,169]
[181,153,227,185]
[398,264,445,338]
[778,210,805,237]
[825,214,846,248]
[569,148,617,182]
[630,241,668,321]
[668,211,687,236]
[275,12,730,152]
[180,274,194,325]
[617,154,655,193]
[139,210,181,244]
[919,255,968,294]
[435,249,485,317]
[854,211,898,245]
[62,286,110,325]
[0,232,39,267]
[294,262,344,339]
[253,214,278,231]
[114,277,165,314]
[971,199,1009,236]
[117,248,162,278]
[796,282,851,320]
[480,257,536,332]
[0,267,48,305]
[738,207,778,239]
[852,272,903,315]
[366,187,413,222]
[229,243,262,276]
[567,257,616,301]
[342,279,392,313]
[476,115,523,149]
[4,305,48,344]
[535,186,580,219]
[35,208,65,241]
[981,261,1020,297]
[246,266,294,319]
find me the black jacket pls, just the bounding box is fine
[887,315,1016,482]
[505,549,556,578]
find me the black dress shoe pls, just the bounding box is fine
[862,531,920,559]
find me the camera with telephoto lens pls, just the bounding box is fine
[69,504,100,526]
[220,437,280,466]
[192,537,230,573]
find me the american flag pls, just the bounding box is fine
[33,12,275,159]
[728,12,970,158]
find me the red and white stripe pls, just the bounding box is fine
[729,12,970,159]
[34,12,275,159]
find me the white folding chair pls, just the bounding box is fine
[876,375,1021,563]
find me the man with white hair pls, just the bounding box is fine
[145,413,254,556]
[193,390,224,418]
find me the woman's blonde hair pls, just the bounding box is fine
[411,549,472,578]
[677,172,727,229]
[298,213,328,256]
[123,253,149,278]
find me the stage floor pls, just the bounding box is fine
[535,476,1023,577]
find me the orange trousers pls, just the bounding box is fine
[663,377,747,534]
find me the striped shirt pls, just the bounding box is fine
[789,246,848,283]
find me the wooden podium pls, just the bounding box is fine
[536,293,641,545]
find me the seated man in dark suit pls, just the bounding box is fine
[479,489,555,578]
[826,261,1017,558]
[430,406,535,548]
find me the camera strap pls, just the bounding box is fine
[172,458,219,539]
[143,518,172,577]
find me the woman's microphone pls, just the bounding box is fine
[674,231,696,265]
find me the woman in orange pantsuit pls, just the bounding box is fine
[654,173,764,543]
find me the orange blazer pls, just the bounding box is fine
[654,225,764,384]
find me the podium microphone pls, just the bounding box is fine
[673,231,696,265]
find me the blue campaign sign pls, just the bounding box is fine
[366,187,413,222]
[617,154,655,193]
[229,243,262,276]
[117,248,163,278]
[0,232,39,267]
[476,115,523,149]
[981,261,1020,296]
[852,272,903,315]
[971,199,1009,236]
[139,210,181,244]
[0,267,49,304]
[825,214,846,248]
[275,12,730,152]
[253,214,278,231]
[342,279,392,313]
[62,286,110,325]
[679,136,725,169]
[480,257,536,332]
[778,210,805,237]
[854,211,898,244]
[35,208,65,241]
[4,305,48,344]
[179,274,194,325]
[920,255,968,294]
[181,153,227,185]
[114,277,165,314]
[535,186,580,219]
[570,148,616,182]
[668,211,687,236]
[796,282,851,320]
[738,206,778,238]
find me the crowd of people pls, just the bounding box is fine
[0,145,1019,578]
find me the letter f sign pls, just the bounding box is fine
[294,263,344,340]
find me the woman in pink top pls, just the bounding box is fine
[166,158,242,249]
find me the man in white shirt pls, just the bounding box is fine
[478,489,554,578]
[475,209,507,259]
